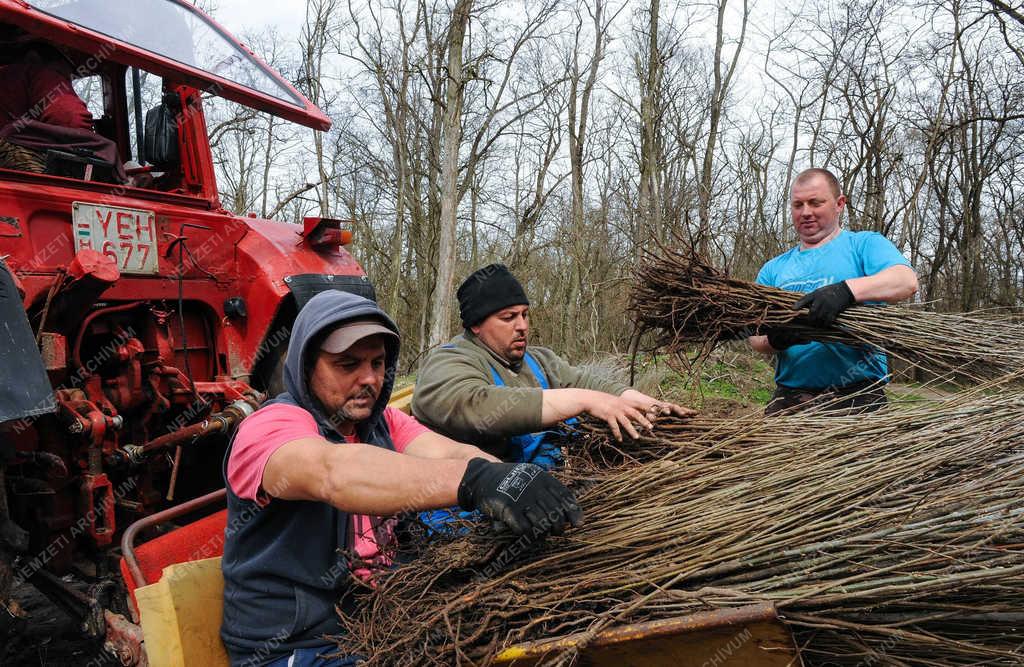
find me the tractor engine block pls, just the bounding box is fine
[3,301,258,578]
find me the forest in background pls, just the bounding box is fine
[198,0,1024,368]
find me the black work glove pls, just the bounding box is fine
[765,328,809,351]
[793,281,856,327]
[457,459,583,536]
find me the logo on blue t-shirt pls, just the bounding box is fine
[756,230,911,390]
[778,277,831,293]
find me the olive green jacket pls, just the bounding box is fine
[411,331,629,459]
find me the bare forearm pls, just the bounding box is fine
[403,432,498,462]
[540,388,593,425]
[846,265,918,303]
[321,444,467,514]
[264,439,467,514]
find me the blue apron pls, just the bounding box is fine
[420,351,568,534]
[487,351,565,469]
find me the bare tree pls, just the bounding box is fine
[635,0,663,241]
[426,0,474,350]
[301,0,340,216]
[695,0,748,254]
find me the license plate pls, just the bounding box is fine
[72,202,158,275]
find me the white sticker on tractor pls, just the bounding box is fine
[73,202,158,275]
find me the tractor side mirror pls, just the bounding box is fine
[143,94,181,168]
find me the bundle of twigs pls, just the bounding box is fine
[334,389,1024,665]
[562,380,963,468]
[629,247,1024,382]
[563,405,865,467]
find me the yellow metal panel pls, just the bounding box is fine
[389,384,414,414]
[135,557,230,667]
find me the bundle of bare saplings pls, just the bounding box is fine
[629,247,1024,382]
[333,388,1024,665]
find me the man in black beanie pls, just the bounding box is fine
[412,264,694,468]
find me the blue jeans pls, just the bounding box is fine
[264,646,360,666]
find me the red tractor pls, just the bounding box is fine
[0,0,368,659]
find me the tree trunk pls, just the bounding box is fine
[426,0,473,349]
[636,0,662,245]
[697,0,747,255]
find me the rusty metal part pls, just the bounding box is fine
[123,397,259,463]
[81,472,115,546]
[138,421,214,456]
[71,302,145,371]
[30,569,105,637]
[165,446,183,502]
[34,268,66,344]
[120,488,226,590]
[103,609,148,666]
[111,394,261,467]
[55,390,119,448]
[39,332,68,371]
[28,572,123,649]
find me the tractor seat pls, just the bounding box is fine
[119,489,228,607]
[119,489,230,667]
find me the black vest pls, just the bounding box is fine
[219,393,395,666]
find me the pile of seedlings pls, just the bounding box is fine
[334,387,1024,665]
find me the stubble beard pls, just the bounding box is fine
[506,337,527,361]
[322,387,378,430]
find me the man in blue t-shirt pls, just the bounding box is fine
[748,168,918,415]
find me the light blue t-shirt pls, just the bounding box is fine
[756,230,911,390]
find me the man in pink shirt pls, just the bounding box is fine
[221,290,582,666]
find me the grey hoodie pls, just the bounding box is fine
[279,289,400,440]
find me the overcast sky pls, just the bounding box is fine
[207,0,759,58]
[210,0,308,38]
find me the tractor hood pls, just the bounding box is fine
[0,0,331,131]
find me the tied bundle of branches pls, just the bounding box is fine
[334,390,1024,665]
[561,376,1019,468]
[629,247,1024,382]
[562,408,894,468]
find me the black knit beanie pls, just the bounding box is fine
[457,264,529,328]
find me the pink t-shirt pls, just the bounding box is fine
[226,402,431,582]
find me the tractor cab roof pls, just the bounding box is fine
[0,0,330,131]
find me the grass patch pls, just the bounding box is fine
[634,347,776,413]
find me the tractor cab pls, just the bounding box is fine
[0,0,329,205]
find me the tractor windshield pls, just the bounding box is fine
[24,0,301,106]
